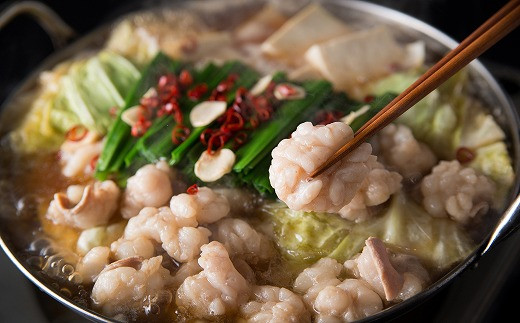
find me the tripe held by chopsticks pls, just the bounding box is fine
[309,0,520,179]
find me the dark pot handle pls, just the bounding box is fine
[481,192,520,255]
[0,1,75,48]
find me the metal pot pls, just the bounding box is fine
[0,0,518,321]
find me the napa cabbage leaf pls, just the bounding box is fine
[267,193,475,271]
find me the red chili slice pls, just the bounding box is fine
[158,74,176,89]
[456,147,476,164]
[222,111,244,132]
[315,110,343,125]
[256,108,272,121]
[187,84,208,101]
[140,95,160,110]
[250,115,259,129]
[276,84,298,97]
[363,95,375,103]
[131,118,151,137]
[206,132,229,155]
[109,106,119,118]
[233,132,247,146]
[90,154,100,170]
[172,124,191,145]
[179,70,193,88]
[65,125,89,142]
[187,184,199,195]
[200,128,214,146]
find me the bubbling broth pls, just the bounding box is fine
[0,1,515,322]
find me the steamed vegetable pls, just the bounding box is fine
[267,193,475,270]
[267,203,354,264]
[10,51,140,152]
[368,69,514,198]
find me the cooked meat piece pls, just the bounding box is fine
[339,157,402,222]
[76,246,110,284]
[176,241,250,319]
[239,285,310,323]
[92,256,174,316]
[121,161,174,219]
[211,218,275,264]
[421,160,494,223]
[123,206,211,262]
[170,186,230,226]
[344,237,429,301]
[46,180,120,229]
[270,122,372,213]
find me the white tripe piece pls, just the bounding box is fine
[76,246,110,284]
[293,257,383,322]
[421,160,495,224]
[377,123,437,179]
[339,157,402,222]
[169,186,230,225]
[269,122,372,213]
[211,218,275,264]
[176,241,250,318]
[91,256,174,317]
[239,285,310,323]
[120,161,174,219]
[122,206,211,262]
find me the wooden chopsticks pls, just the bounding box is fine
[309,0,520,179]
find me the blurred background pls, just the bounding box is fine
[0,0,519,322]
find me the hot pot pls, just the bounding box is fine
[0,0,519,321]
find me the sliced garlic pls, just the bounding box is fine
[274,83,306,100]
[194,148,236,182]
[189,101,227,127]
[250,74,273,96]
[121,105,145,127]
[142,87,157,98]
[340,105,370,125]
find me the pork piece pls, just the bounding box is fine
[170,186,230,226]
[339,157,402,222]
[122,206,211,262]
[92,256,174,317]
[344,237,429,302]
[46,180,120,229]
[111,237,155,260]
[121,161,174,219]
[270,122,372,213]
[76,246,110,284]
[421,160,495,224]
[294,257,382,322]
[211,218,275,264]
[239,285,310,323]
[176,241,250,319]
[377,124,437,179]
[60,131,103,178]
